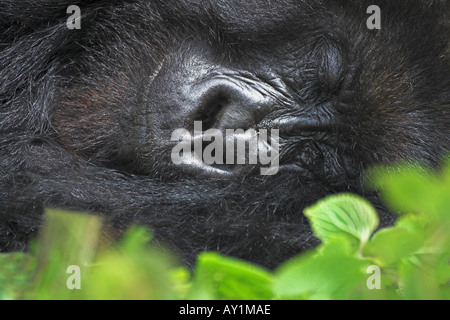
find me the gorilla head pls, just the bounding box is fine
[0,0,449,268]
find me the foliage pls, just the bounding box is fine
[1,159,449,300]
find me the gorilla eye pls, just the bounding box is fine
[318,42,346,92]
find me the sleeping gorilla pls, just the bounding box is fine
[0,0,449,269]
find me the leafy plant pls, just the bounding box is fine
[0,158,449,300]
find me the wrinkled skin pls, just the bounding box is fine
[0,0,449,268]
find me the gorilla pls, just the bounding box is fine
[0,0,449,269]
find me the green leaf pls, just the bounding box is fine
[0,253,35,300]
[83,227,177,300]
[367,162,450,219]
[83,249,175,300]
[304,194,379,245]
[31,209,103,300]
[189,252,273,300]
[363,226,425,266]
[275,238,371,300]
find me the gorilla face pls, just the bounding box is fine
[0,0,449,268]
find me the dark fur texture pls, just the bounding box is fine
[1,0,449,268]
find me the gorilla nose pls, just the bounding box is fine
[188,76,275,131]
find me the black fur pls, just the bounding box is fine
[1,0,449,269]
